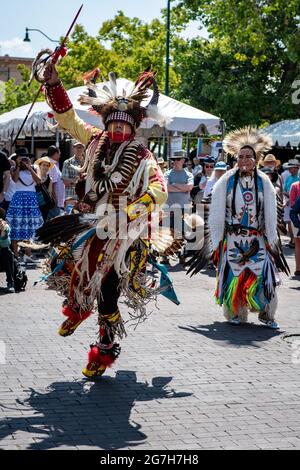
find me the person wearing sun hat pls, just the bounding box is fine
[259,154,283,198]
[35,155,55,169]
[193,156,215,204]
[165,150,194,210]
[34,156,55,221]
[259,153,281,169]
[9,147,34,162]
[157,156,167,175]
[161,150,193,265]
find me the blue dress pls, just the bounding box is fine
[6,171,44,240]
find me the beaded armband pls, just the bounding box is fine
[45,81,73,114]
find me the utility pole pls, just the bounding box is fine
[164,0,171,162]
[165,0,171,97]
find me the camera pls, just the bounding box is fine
[21,157,30,163]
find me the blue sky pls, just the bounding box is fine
[0,0,206,58]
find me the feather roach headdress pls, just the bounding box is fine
[78,67,167,130]
[223,127,273,161]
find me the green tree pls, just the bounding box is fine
[173,0,300,128]
[0,65,42,114]
[97,11,179,91]
[59,12,180,91]
[57,24,121,88]
[0,13,181,114]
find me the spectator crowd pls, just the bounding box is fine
[1,141,300,293]
[0,141,85,292]
[161,149,300,275]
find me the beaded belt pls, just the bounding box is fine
[225,223,263,237]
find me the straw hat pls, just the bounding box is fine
[259,154,281,168]
[34,156,55,169]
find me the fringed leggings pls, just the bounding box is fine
[223,291,278,322]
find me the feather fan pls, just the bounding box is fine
[36,214,93,245]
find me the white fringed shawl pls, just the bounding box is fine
[208,168,278,250]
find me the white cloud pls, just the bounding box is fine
[0,37,33,56]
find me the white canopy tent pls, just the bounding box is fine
[0,78,221,140]
[261,119,300,147]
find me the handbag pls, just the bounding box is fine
[36,182,55,210]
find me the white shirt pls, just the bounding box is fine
[281,169,290,186]
[192,164,203,177]
[49,158,65,208]
[203,176,217,198]
[15,170,36,192]
[4,178,16,201]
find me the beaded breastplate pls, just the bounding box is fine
[84,132,144,209]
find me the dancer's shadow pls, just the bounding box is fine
[290,285,300,290]
[167,263,185,273]
[0,288,23,296]
[0,372,191,450]
[199,266,216,278]
[179,321,282,348]
[290,277,300,284]
[0,287,9,296]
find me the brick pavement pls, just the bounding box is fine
[0,245,300,450]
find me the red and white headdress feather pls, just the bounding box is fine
[78,67,169,128]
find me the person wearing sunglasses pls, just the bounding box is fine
[203,161,227,199]
[165,151,194,210]
[193,157,215,204]
[186,160,194,173]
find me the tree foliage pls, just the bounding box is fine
[0,65,42,114]
[173,0,300,128]
[0,13,180,115]
[59,12,180,91]
[1,3,300,130]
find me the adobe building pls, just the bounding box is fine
[0,54,33,84]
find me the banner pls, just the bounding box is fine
[171,136,183,154]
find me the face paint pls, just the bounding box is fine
[107,121,133,143]
[108,131,132,143]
